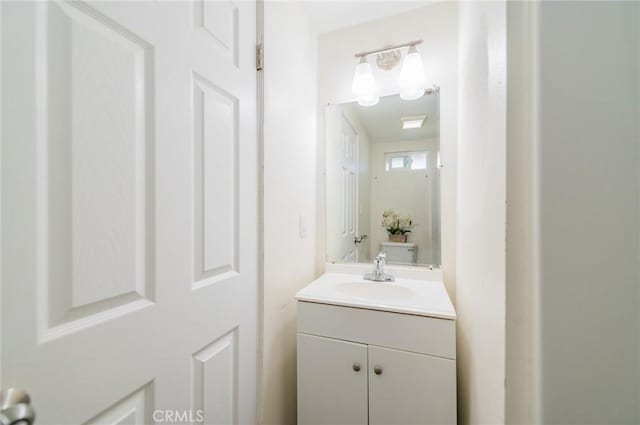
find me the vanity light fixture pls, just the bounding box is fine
[401,115,427,130]
[398,44,426,100]
[352,40,425,106]
[351,56,379,107]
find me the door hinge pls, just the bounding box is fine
[256,43,264,71]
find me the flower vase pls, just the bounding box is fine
[389,234,407,243]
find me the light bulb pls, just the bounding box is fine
[357,94,379,107]
[398,45,426,101]
[352,56,379,107]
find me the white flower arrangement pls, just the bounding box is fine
[381,209,413,235]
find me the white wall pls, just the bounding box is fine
[505,1,536,423]
[370,139,438,265]
[316,2,459,298]
[506,2,640,423]
[533,2,640,423]
[456,2,506,424]
[262,2,317,424]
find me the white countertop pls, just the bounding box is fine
[295,272,456,320]
[324,262,443,281]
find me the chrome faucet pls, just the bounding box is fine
[364,252,395,282]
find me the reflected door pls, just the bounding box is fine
[1,1,258,423]
[326,110,359,263]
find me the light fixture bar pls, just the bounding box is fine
[424,86,439,95]
[354,39,423,59]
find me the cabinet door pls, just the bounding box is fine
[298,333,368,425]
[369,345,457,425]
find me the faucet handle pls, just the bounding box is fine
[376,252,387,263]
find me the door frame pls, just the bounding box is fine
[255,0,265,421]
[340,112,360,263]
[0,0,3,390]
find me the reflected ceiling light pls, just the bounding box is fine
[398,44,426,101]
[401,115,427,129]
[351,56,379,107]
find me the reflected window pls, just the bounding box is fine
[385,150,427,171]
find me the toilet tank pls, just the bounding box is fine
[380,242,418,265]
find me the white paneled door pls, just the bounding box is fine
[1,1,258,424]
[326,109,359,263]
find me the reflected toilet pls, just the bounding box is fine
[380,242,417,265]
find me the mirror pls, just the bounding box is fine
[325,90,441,267]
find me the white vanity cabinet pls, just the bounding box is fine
[297,300,457,425]
[368,345,456,425]
[297,334,368,424]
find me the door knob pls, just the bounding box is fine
[354,235,368,244]
[352,363,361,372]
[1,389,35,425]
[374,366,383,375]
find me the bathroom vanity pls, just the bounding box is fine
[296,265,456,425]
[315,86,454,423]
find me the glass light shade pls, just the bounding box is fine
[357,94,379,107]
[352,57,379,107]
[400,87,425,101]
[398,45,426,101]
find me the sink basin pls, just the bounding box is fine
[295,273,456,319]
[336,282,415,300]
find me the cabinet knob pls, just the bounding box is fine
[352,363,361,372]
[1,388,35,425]
[374,366,383,375]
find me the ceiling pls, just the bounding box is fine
[302,1,433,34]
[344,92,439,143]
